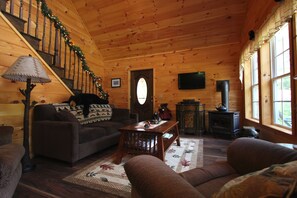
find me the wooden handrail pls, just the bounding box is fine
[1,0,108,99]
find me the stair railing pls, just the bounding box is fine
[0,0,108,100]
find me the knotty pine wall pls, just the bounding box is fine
[104,43,243,129]
[0,0,105,147]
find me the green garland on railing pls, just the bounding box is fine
[36,0,108,100]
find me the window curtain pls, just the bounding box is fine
[239,0,297,83]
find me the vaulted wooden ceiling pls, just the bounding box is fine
[72,0,248,61]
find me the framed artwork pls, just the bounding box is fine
[111,78,121,88]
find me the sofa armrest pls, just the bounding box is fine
[124,155,204,198]
[0,144,24,188]
[32,121,80,163]
[227,137,297,175]
[0,126,13,146]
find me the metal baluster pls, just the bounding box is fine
[48,20,52,54]
[27,0,32,35]
[53,27,59,66]
[42,15,46,51]
[9,0,14,14]
[68,48,72,79]
[35,0,40,37]
[19,0,23,19]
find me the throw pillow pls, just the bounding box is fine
[213,160,297,198]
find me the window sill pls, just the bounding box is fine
[264,124,292,135]
[245,118,259,123]
[244,118,292,135]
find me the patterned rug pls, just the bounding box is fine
[64,138,203,197]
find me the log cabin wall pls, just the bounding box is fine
[104,44,243,123]
[73,0,248,128]
[0,0,104,146]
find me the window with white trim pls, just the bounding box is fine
[270,23,292,129]
[251,52,259,120]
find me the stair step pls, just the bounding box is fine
[61,78,74,89]
[37,50,53,65]
[50,65,64,78]
[21,32,41,50]
[1,11,26,33]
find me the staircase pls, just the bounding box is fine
[0,0,108,99]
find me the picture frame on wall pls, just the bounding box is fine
[111,78,121,88]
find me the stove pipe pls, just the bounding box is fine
[221,81,229,111]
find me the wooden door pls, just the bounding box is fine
[130,69,153,121]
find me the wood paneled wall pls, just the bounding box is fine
[0,0,104,146]
[240,0,278,45]
[104,43,243,125]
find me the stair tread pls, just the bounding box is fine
[1,11,27,23]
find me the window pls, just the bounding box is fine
[136,78,148,105]
[270,23,292,129]
[251,52,259,120]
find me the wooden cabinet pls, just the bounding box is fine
[176,103,205,135]
[208,111,240,137]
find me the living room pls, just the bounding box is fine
[0,0,297,197]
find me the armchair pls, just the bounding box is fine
[0,126,25,198]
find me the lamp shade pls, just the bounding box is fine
[2,56,51,83]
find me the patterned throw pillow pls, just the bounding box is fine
[52,103,112,125]
[213,160,297,198]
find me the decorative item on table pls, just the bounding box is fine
[151,112,161,124]
[144,121,151,129]
[215,103,227,112]
[2,55,51,173]
[158,103,172,120]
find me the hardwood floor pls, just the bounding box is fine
[13,136,232,198]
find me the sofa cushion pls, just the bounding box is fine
[79,127,107,144]
[0,144,24,188]
[214,160,297,198]
[85,121,124,134]
[180,161,238,197]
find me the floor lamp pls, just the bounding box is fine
[2,55,51,173]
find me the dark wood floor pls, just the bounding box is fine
[13,136,232,198]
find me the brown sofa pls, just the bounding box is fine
[0,126,25,198]
[32,103,138,164]
[124,138,297,198]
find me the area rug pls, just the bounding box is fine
[64,138,203,197]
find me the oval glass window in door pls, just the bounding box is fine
[137,77,148,105]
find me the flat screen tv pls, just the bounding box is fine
[178,72,205,90]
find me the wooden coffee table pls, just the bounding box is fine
[113,121,180,164]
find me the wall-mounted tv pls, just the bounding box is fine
[178,72,205,90]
